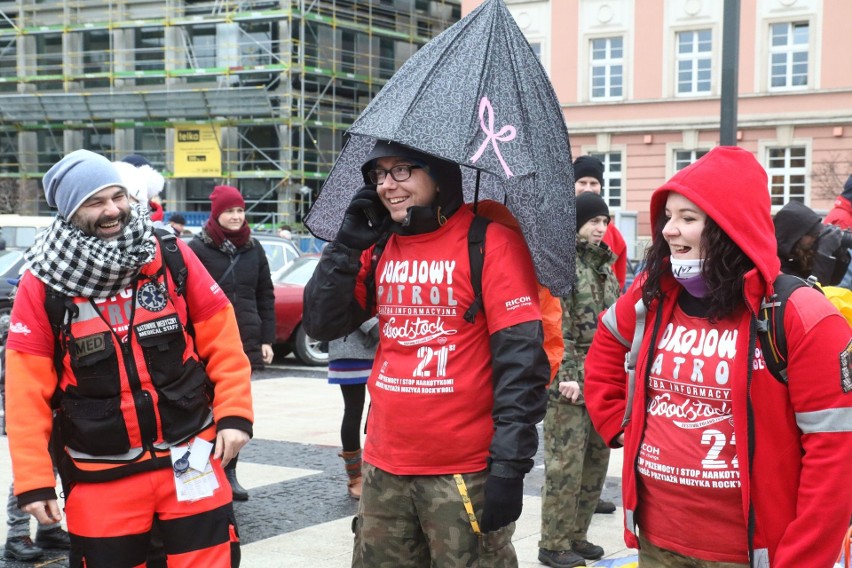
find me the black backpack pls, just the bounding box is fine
[756,273,822,384]
[364,215,492,324]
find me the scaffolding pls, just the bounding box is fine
[0,0,461,229]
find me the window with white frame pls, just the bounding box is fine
[767,147,807,206]
[769,22,809,90]
[590,37,623,100]
[529,41,542,62]
[674,149,709,171]
[676,30,711,95]
[590,151,622,208]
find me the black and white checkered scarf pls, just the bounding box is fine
[25,205,156,298]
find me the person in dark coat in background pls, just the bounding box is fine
[773,200,851,286]
[189,184,275,501]
[327,317,379,500]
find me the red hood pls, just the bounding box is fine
[649,146,780,295]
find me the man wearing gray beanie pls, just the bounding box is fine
[5,149,254,566]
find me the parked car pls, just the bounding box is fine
[273,255,327,366]
[254,233,302,274]
[0,214,54,248]
[182,232,302,275]
[0,249,27,344]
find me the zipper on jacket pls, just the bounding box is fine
[745,317,758,568]
[92,283,159,454]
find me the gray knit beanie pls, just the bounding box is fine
[43,149,126,220]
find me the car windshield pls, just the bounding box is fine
[275,257,318,285]
[0,250,23,276]
[257,237,300,273]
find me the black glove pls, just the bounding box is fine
[335,185,389,251]
[816,225,844,258]
[480,475,524,532]
[813,225,848,285]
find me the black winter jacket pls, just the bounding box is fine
[189,234,275,368]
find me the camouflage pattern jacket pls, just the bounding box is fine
[557,239,620,394]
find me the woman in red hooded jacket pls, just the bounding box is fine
[584,146,852,568]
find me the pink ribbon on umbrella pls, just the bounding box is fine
[470,96,516,178]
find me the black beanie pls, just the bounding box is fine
[573,155,604,186]
[576,192,610,232]
[842,175,852,201]
[773,200,822,257]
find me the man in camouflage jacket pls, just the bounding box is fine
[538,192,621,568]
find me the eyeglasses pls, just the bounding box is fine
[367,164,423,185]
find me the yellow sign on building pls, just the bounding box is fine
[174,124,222,177]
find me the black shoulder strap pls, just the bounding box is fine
[154,228,189,297]
[364,233,391,317]
[364,216,492,324]
[463,215,491,324]
[44,289,76,389]
[757,273,822,384]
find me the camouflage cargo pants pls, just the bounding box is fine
[637,535,750,567]
[351,463,517,568]
[539,391,610,551]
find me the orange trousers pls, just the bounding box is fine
[64,459,239,568]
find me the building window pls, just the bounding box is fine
[529,42,542,61]
[82,30,111,88]
[590,37,623,100]
[590,151,622,208]
[767,147,806,206]
[189,25,217,69]
[769,22,808,90]
[135,27,165,85]
[674,149,709,171]
[0,132,18,174]
[36,33,63,90]
[676,29,711,95]
[82,130,114,156]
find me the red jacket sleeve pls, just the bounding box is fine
[192,305,255,429]
[770,288,852,567]
[583,284,640,445]
[6,351,60,498]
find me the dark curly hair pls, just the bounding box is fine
[642,210,755,322]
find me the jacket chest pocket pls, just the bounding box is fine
[135,316,187,388]
[69,332,120,397]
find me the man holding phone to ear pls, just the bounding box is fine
[304,140,549,567]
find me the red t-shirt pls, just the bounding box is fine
[362,208,542,475]
[636,306,748,563]
[7,240,228,357]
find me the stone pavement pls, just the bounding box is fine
[0,365,637,567]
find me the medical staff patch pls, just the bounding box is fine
[136,315,181,339]
[840,339,852,393]
[138,281,168,312]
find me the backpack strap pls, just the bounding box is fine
[463,215,491,324]
[365,215,492,324]
[364,233,391,317]
[154,228,189,297]
[757,273,821,384]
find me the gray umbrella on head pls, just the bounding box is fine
[305,0,575,296]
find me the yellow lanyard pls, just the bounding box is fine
[453,474,481,535]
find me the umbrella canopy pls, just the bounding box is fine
[305,0,575,295]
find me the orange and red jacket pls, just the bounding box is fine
[7,239,253,507]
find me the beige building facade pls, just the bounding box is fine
[463,0,852,255]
